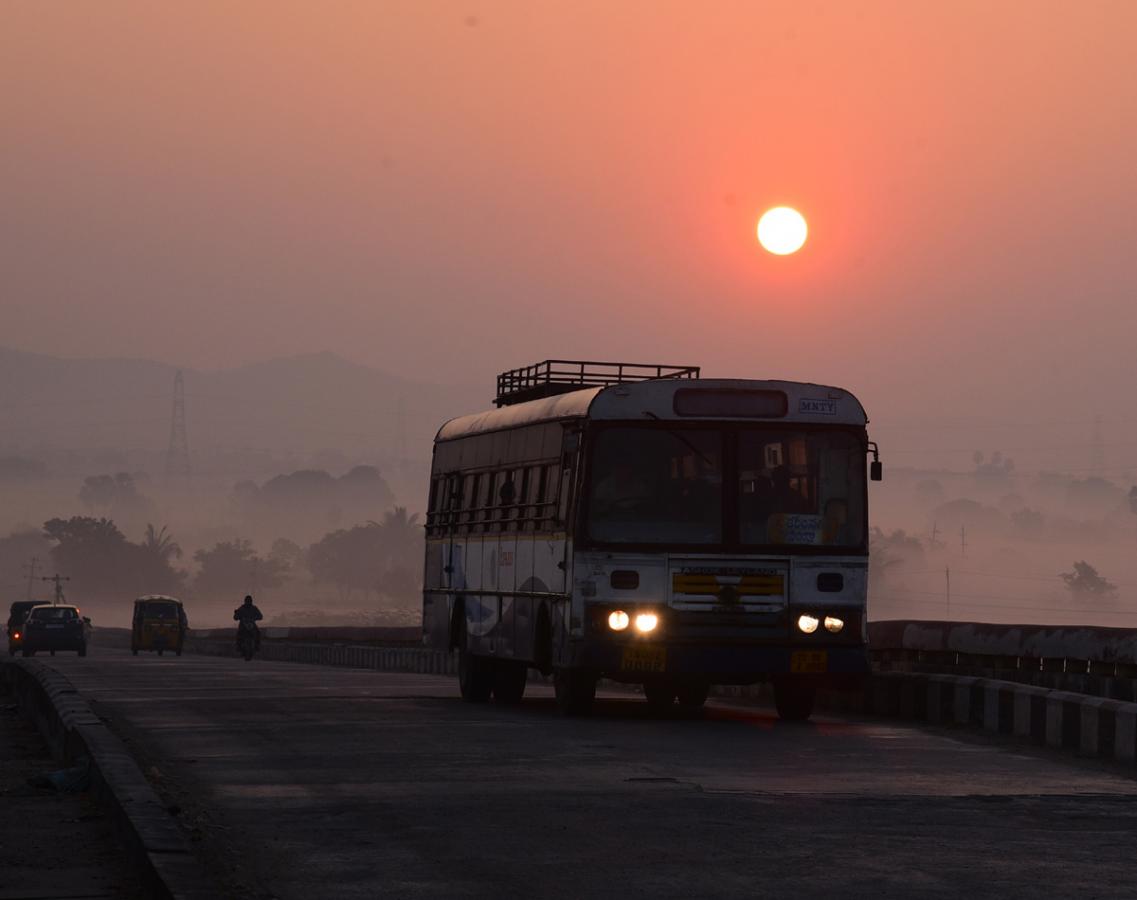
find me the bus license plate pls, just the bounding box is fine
[622,645,667,673]
[790,650,827,673]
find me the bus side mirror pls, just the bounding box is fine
[870,461,883,482]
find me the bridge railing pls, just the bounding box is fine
[87,619,1137,701]
[869,620,1137,700]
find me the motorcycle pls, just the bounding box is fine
[236,619,258,661]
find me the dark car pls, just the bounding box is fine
[7,600,41,655]
[20,605,90,657]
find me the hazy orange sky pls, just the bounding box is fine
[3,1,1136,470]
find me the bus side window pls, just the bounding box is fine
[497,471,516,525]
[481,472,498,532]
[512,468,529,531]
[527,467,545,531]
[461,474,480,534]
[542,464,561,528]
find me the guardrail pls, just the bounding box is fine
[868,620,1137,701]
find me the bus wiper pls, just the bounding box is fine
[643,411,714,467]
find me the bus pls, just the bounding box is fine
[422,360,882,719]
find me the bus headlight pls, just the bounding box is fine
[608,610,630,632]
[824,616,844,634]
[796,614,820,634]
[634,612,659,634]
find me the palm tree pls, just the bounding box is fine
[142,524,182,563]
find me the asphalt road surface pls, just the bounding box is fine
[35,649,1137,899]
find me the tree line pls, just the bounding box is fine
[0,508,422,606]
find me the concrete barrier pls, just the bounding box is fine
[0,658,214,900]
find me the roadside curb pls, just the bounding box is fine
[0,659,215,900]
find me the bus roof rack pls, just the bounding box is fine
[495,360,701,407]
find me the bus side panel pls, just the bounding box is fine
[422,591,451,650]
[421,538,450,650]
[463,536,482,593]
[497,533,518,657]
[550,596,573,668]
[535,536,566,595]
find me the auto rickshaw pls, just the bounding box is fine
[131,595,187,656]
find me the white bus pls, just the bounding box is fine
[422,361,881,719]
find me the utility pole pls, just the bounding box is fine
[23,556,40,600]
[960,525,967,557]
[930,522,941,550]
[945,566,951,620]
[41,574,70,606]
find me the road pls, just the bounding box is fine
[35,648,1137,899]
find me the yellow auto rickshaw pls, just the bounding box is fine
[131,595,187,656]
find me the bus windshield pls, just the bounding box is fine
[587,427,722,544]
[586,426,865,548]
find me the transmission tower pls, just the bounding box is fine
[165,370,191,480]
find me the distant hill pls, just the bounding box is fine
[0,346,484,460]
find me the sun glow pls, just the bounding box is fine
[757,207,808,255]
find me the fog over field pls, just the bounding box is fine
[1,4,1135,630]
[0,346,1134,631]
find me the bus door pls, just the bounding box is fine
[560,429,584,585]
[440,471,463,593]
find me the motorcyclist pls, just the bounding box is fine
[233,595,263,651]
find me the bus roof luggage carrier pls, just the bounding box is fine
[495,360,701,407]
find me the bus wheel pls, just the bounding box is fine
[676,683,710,709]
[554,669,596,716]
[643,682,676,710]
[458,650,494,702]
[493,661,527,705]
[773,679,816,722]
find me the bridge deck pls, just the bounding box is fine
[35,649,1137,898]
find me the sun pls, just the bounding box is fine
[757,207,808,255]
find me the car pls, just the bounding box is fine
[7,600,41,656]
[20,605,91,657]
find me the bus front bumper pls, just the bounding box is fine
[566,640,870,686]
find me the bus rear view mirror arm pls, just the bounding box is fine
[868,441,883,482]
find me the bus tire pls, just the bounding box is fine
[676,683,710,709]
[773,679,816,722]
[533,609,552,676]
[554,669,596,716]
[493,661,528,705]
[459,650,494,702]
[643,681,676,710]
